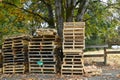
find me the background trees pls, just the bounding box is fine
[0,0,120,45]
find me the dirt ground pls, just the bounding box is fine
[0,50,120,80]
[84,50,120,80]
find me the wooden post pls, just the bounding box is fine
[104,48,107,65]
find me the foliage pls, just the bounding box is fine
[0,0,120,45]
[84,0,120,45]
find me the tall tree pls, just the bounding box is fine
[0,0,120,44]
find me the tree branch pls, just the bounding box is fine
[2,1,49,22]
[76,0,89,21]
[83,1,120,22]
[66,0,76,21]
[40,0,55,28]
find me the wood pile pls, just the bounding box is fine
[61,22,85,76]
[28,29,61,74]
[2,35,30,74]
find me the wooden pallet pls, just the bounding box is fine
[2,35,30,74]
[63,29,84,34]
[63,34,84,38]
[29,42,41,46]
[3,67,14,74]
[36,28,57,36]
[63,58,84,65]
[13,39,28,44]
[3,35,30,40]
[63,45,84,49]
[13,43,28,48]
[2,44,13,49]
[63,58,83,62]
[63,49,83,53]
[3,67,25,74]
[63,42,84,45]
[28,46,54,50]
[29,61,56,74]
[61,63,84,74]
[61,68,84,75]
[28,54,55,58]
[61,71,83,75]
[61,47,84,76]
[28,48,54,52]
[31,35,56,41]
[13,48,27,51]
[64,52,83,54]
[3,38,13,41]
[64,22,85,28]
[29,58,56,62]
[28,32,61,74]
[29,66,56,74]
[64,39,84,42]
[63,22,85,51]
[28,52,54,56]
[11,35,30,40]
[64,62,82,65]
[3,62,26,74]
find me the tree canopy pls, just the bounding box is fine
[0,0,120,45]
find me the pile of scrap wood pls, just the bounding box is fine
[84,65,102,76]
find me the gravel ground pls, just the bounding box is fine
[0,50,120,80]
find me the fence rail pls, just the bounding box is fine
[85,44,120,65]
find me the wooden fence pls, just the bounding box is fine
[85,45,120,65]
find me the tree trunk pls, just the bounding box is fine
[55,0,64,38]
[76,0,89,21]
[66,0,76,22]
[41,0,55,28]
[46,2,55,28]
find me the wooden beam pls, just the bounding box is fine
[84,54,104,57]
[86,44,108,48]
[106,51,120,54]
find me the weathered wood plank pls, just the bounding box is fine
[86,45,108,48]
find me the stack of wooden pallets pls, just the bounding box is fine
[28,29,60,74]
[61,22,85,75]
[2,35,29,74]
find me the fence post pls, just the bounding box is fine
[104,48,107,65]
